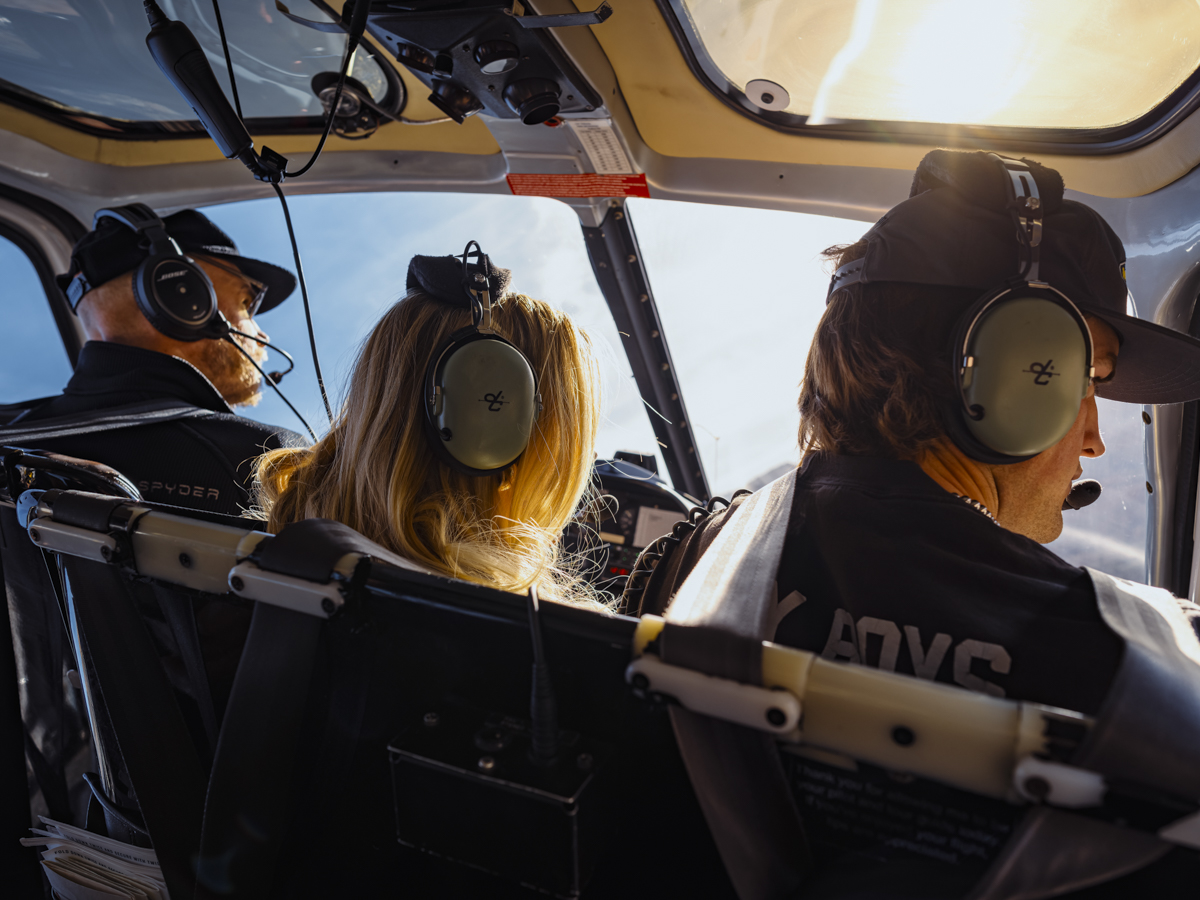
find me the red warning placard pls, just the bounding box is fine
[506,173,650,198]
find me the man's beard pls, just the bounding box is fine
[198,336,264,407]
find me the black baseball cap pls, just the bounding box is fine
[829,149,1200,404]
[58,208,296,315]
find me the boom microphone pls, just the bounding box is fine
[1063,479,1102,511]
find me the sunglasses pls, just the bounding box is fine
[194,254,268,317]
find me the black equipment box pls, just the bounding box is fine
[389,703,614,898]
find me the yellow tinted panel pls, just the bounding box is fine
[680,0,1200,128]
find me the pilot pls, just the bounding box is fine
[254,249,606,606]
[6,206,303,517]
[628,150,1200,894]
[0,208,305,816]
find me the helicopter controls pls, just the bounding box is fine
[364,1,607,124]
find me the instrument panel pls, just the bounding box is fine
[564,458,694,597]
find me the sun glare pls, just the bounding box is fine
[887,0,1035,125]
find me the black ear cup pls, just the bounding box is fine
[949,285,1092,463]
[95,204,223,343]
[133,255,222,342]
[425,329,541,476]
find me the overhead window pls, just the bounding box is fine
[0,0,398,135]
[666,0,1200,145]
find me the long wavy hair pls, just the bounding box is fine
[254,289,602,604]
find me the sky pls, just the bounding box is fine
[0,192,1148,580]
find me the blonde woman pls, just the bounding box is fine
[255,249,602,606]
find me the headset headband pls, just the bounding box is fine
[827,154,1047,300]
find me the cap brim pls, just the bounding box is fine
[223,255,296,314]
[1087,307,1200,404]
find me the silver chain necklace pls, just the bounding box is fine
[954,493,998,524]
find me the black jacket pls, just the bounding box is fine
[634,452,1121,714]
[14,341,303,517]
[627,454,1186,897]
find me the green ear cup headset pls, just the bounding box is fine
[828,154,1095,465]
[422,242,543,476]
[946,156,1094,464]
[81,204,231,342]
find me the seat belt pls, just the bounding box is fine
[659,467,810,900]
[0,398,219,444]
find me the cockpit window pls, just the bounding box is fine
[0,0,394,135]
[199,192,663,475]
[0,232,72,400]
[630,196,1148,579]
[667,0,1200,143]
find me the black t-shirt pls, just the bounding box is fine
[636,452,1122,715]
[13,340,303,517]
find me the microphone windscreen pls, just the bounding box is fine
[1063,478,1102,511]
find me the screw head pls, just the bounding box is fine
[631,672,650,691]
[321,597,336,615]
[1023,775,1051,801]
[478,755,496,772]
[179,552,193,569]
[100,545,112,561]
[423,712,439,727]
[230,575,245,592]
[29,527,41,543]
[765,707,787,727]
[891,726,916,746]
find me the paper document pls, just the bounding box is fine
[21,817,166,900]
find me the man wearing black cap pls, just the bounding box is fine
[629,150,1200,895]
[6,207,302,517]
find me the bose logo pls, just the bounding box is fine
[157,270,187,282]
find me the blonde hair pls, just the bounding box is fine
[255,289,602,605]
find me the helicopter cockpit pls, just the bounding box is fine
[3,2,1200,898]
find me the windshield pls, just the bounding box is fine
[0,0,391,129]
[200,191,661,472]
[675,0,1200,131]
[630,196,1148,580]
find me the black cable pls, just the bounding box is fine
[210,0,242,119]
[271,182,334,425]
[206,0,358,180]
[284,0,371,178]
[286,39,354,178]
[227,327,296,381]
[224,337,317,442]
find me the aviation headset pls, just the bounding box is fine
[78,203,231,342]
[829,154,1094,465]
[419,242,542,476]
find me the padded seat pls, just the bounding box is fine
[10,477,1200,899]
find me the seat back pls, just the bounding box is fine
[0,447,147,892]
[22,487,1200,900]
[18,491,734,900]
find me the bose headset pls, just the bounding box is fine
[69,203,231,342]
[421,242,542,476]
[829,154,1095,465]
